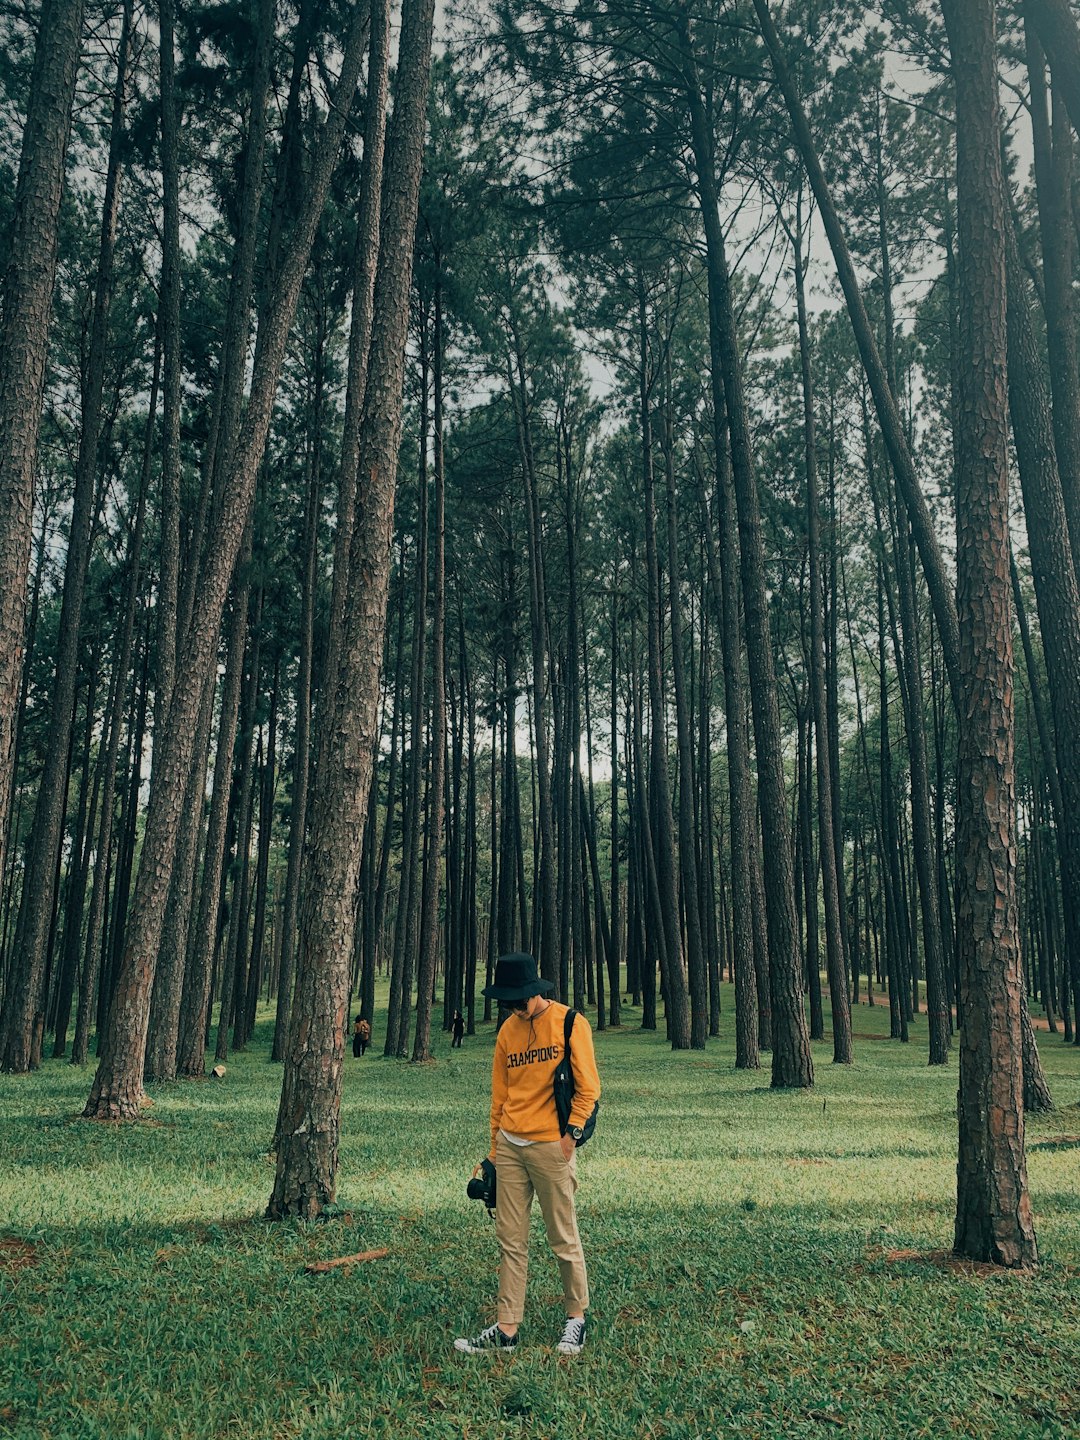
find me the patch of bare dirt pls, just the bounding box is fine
[0,1237,37,1273]
[871,1246,1033,1279]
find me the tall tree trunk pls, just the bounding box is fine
[145,668,213,1079]
[82,4,370,1120]
[608,591,622,1025]
[794,217,852,1065]
[176,0,274,648]
[386,333,429,1059]
[1025,0,1080,140]
[2,0,131,1073]
[156,0,183,747]
[679,29,810,1086]
[1026,24,1080,577]
[636,289,690,1049]
[176,555,249,1078]
[73,341,159,1065]
[268,0,435,1217]
[1003,215,1080,1043]
[273,346,324,1060]
[944,0,1038,1267]
[0,0,85,900]
[663,374,708,1048]
[508,337,560,995]
[413,279,448,1063]
[241,662,278,1046]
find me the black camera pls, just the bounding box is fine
[466,1158,497,1211]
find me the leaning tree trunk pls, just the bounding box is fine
[268,0,436,1218]
[0,0,84,909]
[944,0,1038,1268]
[752,0,960,712]
[82,4,371,1120]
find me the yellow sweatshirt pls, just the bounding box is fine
[489,1001,601,1158]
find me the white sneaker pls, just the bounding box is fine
[556,1317,586,1354]
[454,1322,518,1354]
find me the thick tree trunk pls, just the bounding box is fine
[268,0,435,1217]
[944,0,1037,1267]
[323,0,390,689]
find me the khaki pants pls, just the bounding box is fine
[494,1132,589,1326]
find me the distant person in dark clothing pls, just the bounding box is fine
[353,1016,371,1058]
[452,1010,465,1048]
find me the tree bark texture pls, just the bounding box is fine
[0,0,85,904]
[944,0,1038,1268]
[268,0,436,1217]
[1,0,130,1073]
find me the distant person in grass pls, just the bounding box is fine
[455,952,601,1357]
[451,1009,465,1048]
[352,1016,370,1058]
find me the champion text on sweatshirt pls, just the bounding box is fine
[489,1001,601,1159]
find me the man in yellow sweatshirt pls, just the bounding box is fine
[454,952,601,1357]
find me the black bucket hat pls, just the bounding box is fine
[481,952,555,1002]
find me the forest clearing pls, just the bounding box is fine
[2,992,1080,1440]
[4,0,1080,1428]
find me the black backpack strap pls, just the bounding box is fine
[564,1007,576,1055]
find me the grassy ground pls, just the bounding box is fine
[2,988,1079,1440]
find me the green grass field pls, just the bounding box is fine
[2,989,1079,1440]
